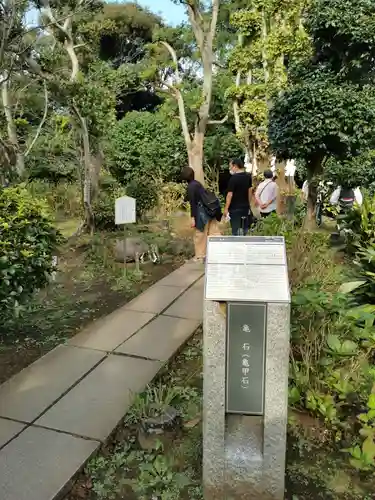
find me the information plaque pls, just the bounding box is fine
[226,302,266,415]
[115,196,136,225]
[205,236,290,303]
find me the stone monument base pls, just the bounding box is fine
[203,300,290,500]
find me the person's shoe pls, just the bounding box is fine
[190,257,205,264]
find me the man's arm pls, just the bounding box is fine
[248,175,253,206]
[248,188,253,206]
[254,184,262,206]
[224,177,235,217]
[224,192,233,217]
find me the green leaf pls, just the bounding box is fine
[340,340,358,354]
[327,334,341,352]
[319,357,333,366]
[362,437,375,461]
[368,394,375,410]
[349,458,368,470]
[289,386,301,405]
[352,445,362,460]
[339,281,366,293]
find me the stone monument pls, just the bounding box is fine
[203,235,291,500]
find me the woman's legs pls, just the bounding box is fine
[194,228,207,260]
[193,219,221,260]
[207,219,221,237]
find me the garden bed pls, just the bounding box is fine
[66,326,375,500]
[0,222,194,384]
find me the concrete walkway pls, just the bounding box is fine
[0,262,204,500]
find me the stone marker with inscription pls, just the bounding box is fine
[203,236,290,500]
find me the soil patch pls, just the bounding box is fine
[0,227,191,384]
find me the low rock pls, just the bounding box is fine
[113,237,150,263]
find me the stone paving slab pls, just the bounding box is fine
[0,263,205,500]
[115,315,201,361]
[0,418,25,449]
[69,309,156,352]
[0,426,98,500]
[125,285,185,314]
[35,355,162,441]
[0,346,105,423]
[163,278,204,321]
[156,263,204,288]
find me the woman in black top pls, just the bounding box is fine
[181,166,221,262]
[223,159,253,235]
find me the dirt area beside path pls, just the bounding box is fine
[0,223,194,385]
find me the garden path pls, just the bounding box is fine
[0,261,204,500]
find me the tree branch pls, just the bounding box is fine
[158,41,191,145]
[185,2,204,53]
[158,81,192,145]
[40,0,67,35]
[40,0,78,81]
[208,115,228,125]
[208,0,220,47]
[25,81,48,157]
[160,41,181,82]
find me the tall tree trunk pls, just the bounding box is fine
[1,73,24,177]
[73,103,94,233]
[188,130,205,184]
[161,1,220,186]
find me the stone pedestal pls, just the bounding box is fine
[203,236,291,500]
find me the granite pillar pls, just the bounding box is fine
[203,300,290,499]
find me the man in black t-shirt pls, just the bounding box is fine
[224,158,253,235]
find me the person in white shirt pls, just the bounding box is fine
[330,186,363,206]
[255,170,279,217]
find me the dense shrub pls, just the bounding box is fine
[157,182,187,216]
[108,111,187,185]
[0,187,61,314]
[93,186,127,230]
[256,212,375,471]
[255,213,341,290]
[204,126,244,170]
[126,179,158,219]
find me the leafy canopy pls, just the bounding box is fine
[108,111,187,185]
[269,79,375,165]
[269,0,375,173]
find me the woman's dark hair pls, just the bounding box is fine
[181,166,195,182]
[230,158,244,169]
[264,169,274,179]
